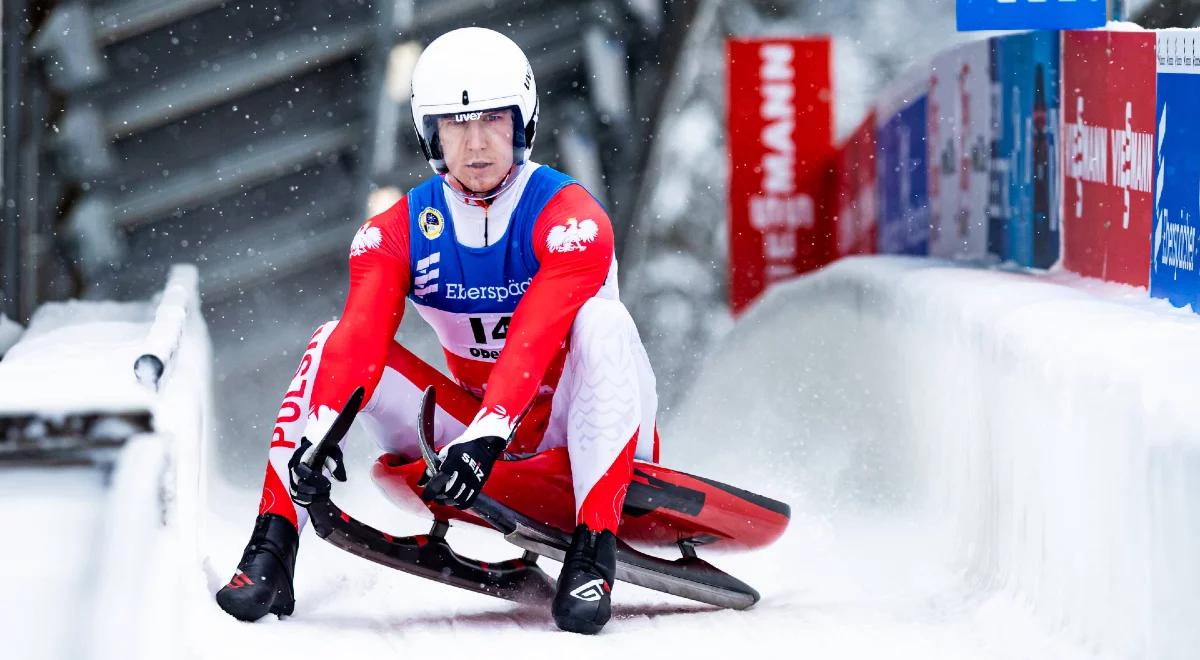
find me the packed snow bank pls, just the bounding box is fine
[669,256,1200,660]
[82,264,214,660]
[113,266,216,660]
[0,265,202,417]
[0,467,107,660]
[0,299,156,416]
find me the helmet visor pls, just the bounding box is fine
[422,105,527,159]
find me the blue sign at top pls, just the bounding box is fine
[957,0,1105,31]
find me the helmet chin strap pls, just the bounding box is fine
[444,164,522,203]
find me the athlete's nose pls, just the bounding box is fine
[464,120,489,151]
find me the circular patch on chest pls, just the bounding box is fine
[419,207,445,240]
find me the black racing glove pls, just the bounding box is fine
[421,435,506,509]
[288,437,347,507]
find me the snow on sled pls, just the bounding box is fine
[297,386,790,612]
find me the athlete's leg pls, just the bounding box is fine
[256,325,478,534]
[631,326,660,463]
[224,322,480,621]
[357,341,477,460]
[546,297,659,634]
[545,297,660,533]
[220,321,338,621]
[256,321,339,532]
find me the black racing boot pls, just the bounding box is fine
[215,513,299,621]
[552,524,617,634]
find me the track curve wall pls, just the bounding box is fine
[668,256,1200,659]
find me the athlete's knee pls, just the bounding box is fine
[571,298,636,348]
[292,320,339,369]
[269,320,340,445]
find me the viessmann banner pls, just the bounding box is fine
[1061,30,1156,287]
[957,0,1105,31]
[726,37,834,314]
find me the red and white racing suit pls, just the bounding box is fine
[256,162,658,535]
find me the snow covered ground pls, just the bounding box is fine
[195,480,1087,660]
[2,467,108,660]
[9,256,1200,659]
[197,490,1089,659]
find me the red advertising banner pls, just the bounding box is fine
[1061,30,1156,287]
[727,37,834,314]
[835,113,877,257]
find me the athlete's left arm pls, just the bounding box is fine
[477,183,614,433]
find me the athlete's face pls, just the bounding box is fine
[437,108,515,193]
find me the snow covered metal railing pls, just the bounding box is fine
[0,264,204,461]
[135,264,199,391]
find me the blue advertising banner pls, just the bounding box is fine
[957,0,1104,32]
[1023,31,1060,268]
[1150,33,1200,311]
[876,110,906,254]
[986,38,1009,259]
[877,97,930,256]
[993,31,1060,268]
[900,97,931,255]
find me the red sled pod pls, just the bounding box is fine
[371,447,791,552]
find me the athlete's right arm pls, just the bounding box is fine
[306,198,412,421]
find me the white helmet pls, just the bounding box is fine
[410,27,539,175]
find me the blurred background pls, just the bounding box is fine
[0,0,1182,483]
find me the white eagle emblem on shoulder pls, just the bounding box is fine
[350,222,383,257]
[546,218,599,253]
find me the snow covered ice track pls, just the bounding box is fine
[185,257,1200,659]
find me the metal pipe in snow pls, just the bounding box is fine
[135,264,199,391]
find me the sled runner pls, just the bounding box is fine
[298,386,790,610]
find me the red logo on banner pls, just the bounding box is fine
[1061,31,1156,287]
[727,38,835,314]
[836,113,877,257]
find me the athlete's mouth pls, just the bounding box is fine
[467,161,492,170]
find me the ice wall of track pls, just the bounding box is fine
[85,273,215,660]
[668,256,1200,660]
